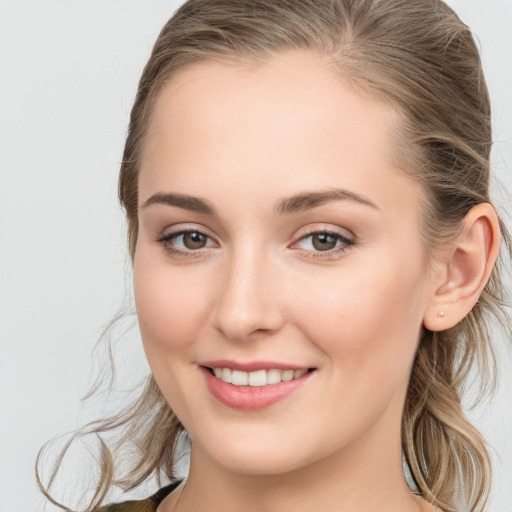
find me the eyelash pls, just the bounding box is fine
[156,228,355,260]
[293,229,355,259]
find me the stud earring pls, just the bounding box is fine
[438,311,446,318]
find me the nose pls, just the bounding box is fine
[212,246,285,342]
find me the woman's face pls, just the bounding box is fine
[134,50,436,476]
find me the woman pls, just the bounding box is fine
[38,0,511,511]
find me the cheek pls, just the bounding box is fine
[133,248,209,358]
[290,251,428,378]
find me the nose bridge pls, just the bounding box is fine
[213,239,283,341]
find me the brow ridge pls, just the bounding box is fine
[275,187,379,215]
[141,187,379,215]
[142,192,216,214]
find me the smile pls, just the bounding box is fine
[210,367,309,387]
[201,364,315,409]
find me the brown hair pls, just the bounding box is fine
[38,1,511,511]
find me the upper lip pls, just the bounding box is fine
[200,360,313,372]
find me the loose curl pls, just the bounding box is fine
[38,1,511,511]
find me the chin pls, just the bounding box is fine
[190,425,328,478]
[212,449,311,476]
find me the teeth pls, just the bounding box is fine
[231,370,248,386]
[267,369,282,384]
[294,369,307,379]
[211,367,309,387]
[221,368,232,383]
[248,369,266,386]
[281,370,294,382]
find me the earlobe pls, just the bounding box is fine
[423,203,500,331]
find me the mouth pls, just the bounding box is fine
[200,362,316,409]
[204,366,314,387]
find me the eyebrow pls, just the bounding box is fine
[142,192,215,214]
[141,188,379,215]
[275,188,379,214]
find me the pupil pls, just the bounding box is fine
[313,233,336,251]
[184,232,206,249]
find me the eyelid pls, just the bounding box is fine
[158,223,216,242]
[156,224,356,259]
[293,224,355,242]
[156,225,218,257]
[290,226,355,258]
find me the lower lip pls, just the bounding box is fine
[202,367,313,410]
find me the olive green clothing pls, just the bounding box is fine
[100,481,181,512]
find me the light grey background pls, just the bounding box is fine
[0,1,511,511]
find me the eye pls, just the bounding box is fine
[157,229,216,257]
[302,232,339,251]
[177,231,209,249]
[292,229,355,258]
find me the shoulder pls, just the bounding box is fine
[99,481,182,512]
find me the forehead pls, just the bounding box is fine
[143,50,402,153]
[138,49,420,215]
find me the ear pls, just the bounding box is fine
[423,203,501,331]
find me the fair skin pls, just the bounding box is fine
[133,50,499,512]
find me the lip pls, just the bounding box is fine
[201,360,310,372]
[200,363,314,410]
